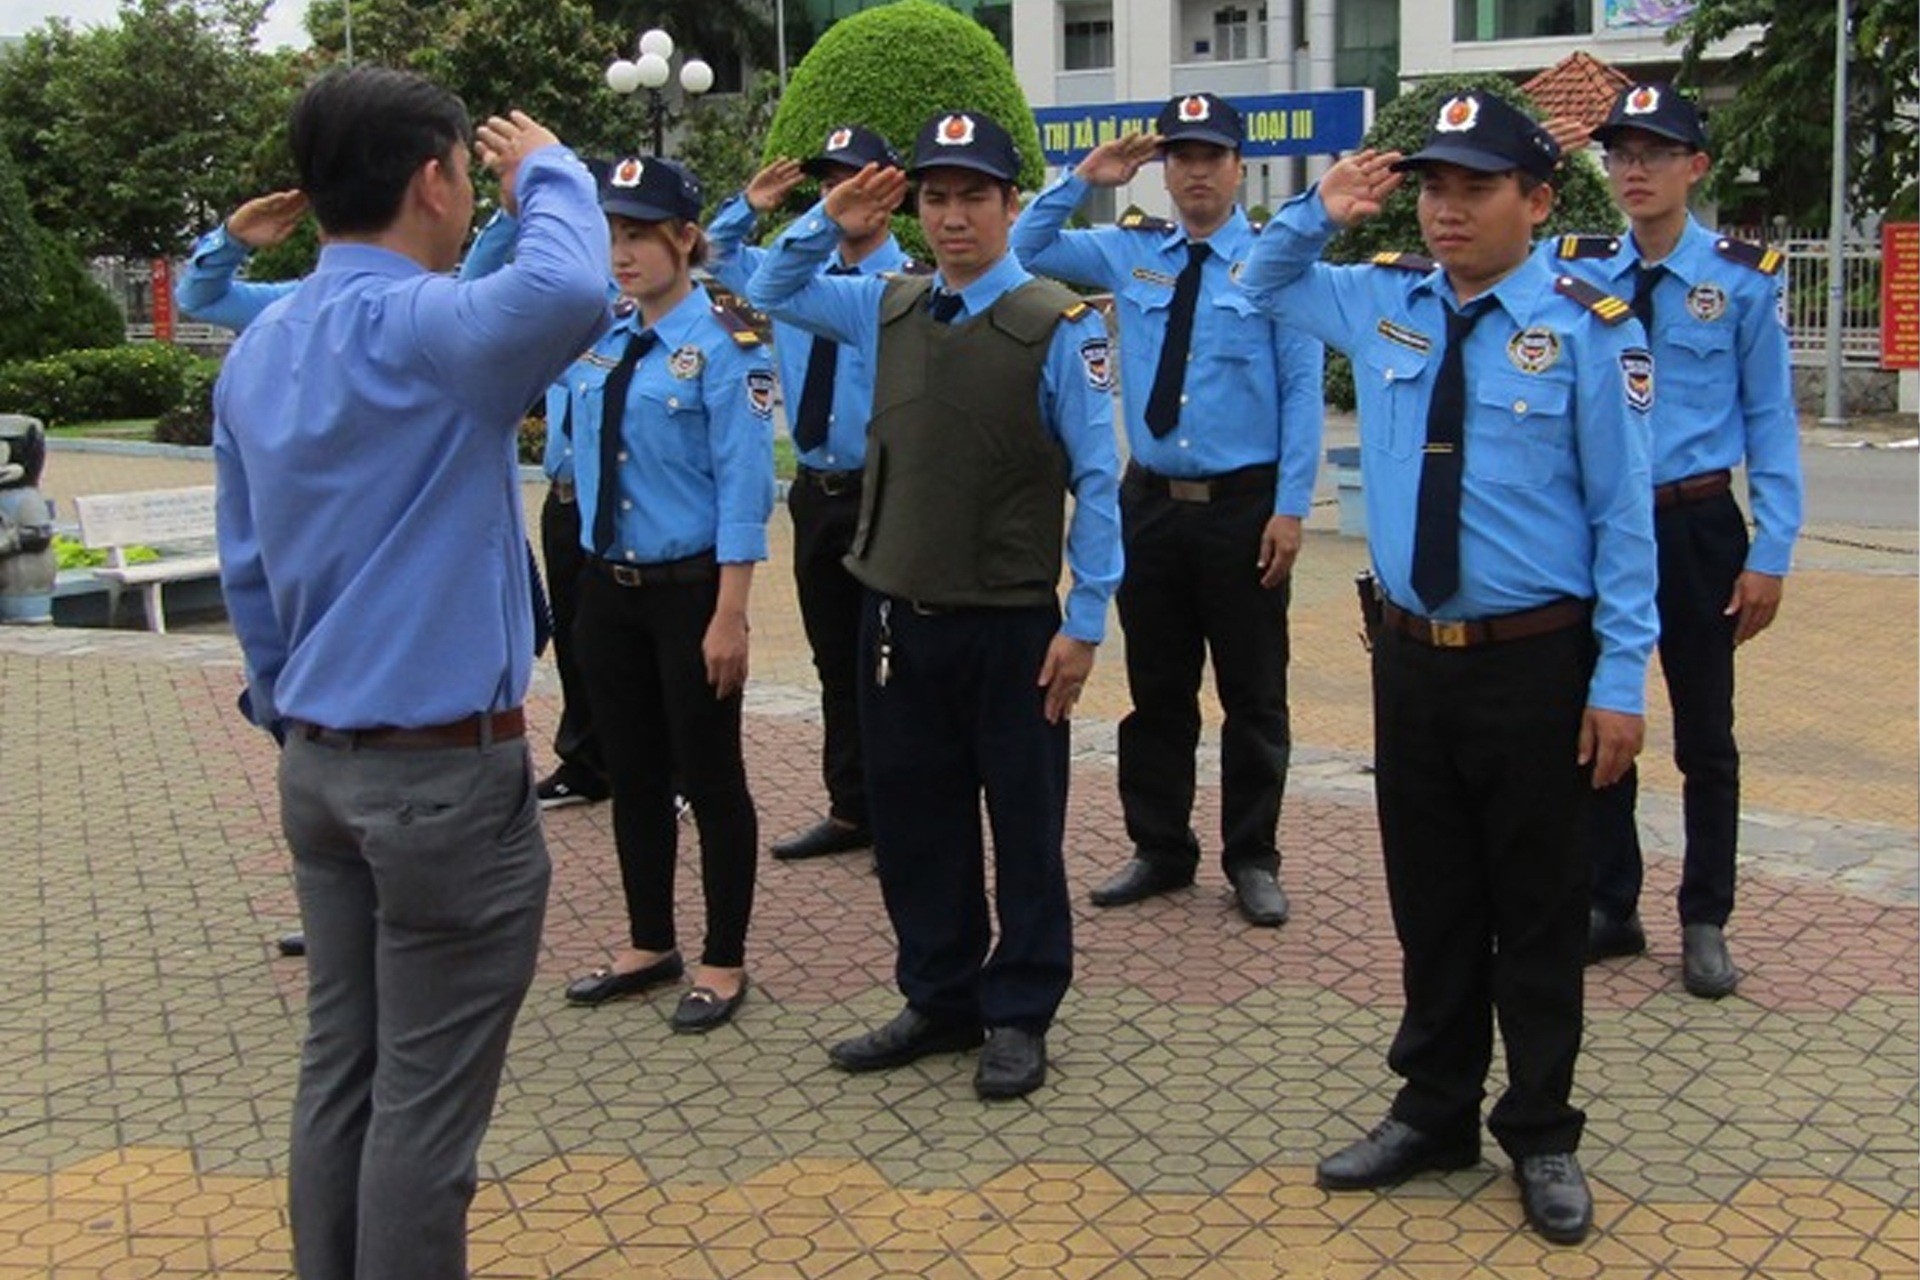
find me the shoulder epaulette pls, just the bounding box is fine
[1371,251,1436,273]
[1117,212,1174,232]
[1062,299,1093,322]
[1552,273,1633,325]
[709,291,767,347]
[897,257,935,277]
[1714,236,1784,276]
[1555,234,1623,260]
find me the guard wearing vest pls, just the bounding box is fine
[1544,84,1803,1000]
[1239,91,1658,1244]
[748,111,1123,1100]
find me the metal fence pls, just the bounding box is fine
[1726,227,1883,368]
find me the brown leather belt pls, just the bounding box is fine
[796,466,863,497]
[550,480,577,504]
[1127,461,1276,504]
[587,550,718,587]
[296,707,526,750]
[1653,469,1731,511]
[1381,598,1591,649]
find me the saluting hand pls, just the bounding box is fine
[226,190,308,250]
[823,162,909,231]
[745,158,807,214]
[1074,133,1161,188]
[1579,708,1644,789]
[1038,634,1096,725]
[477,110,562,217]
[1318,149,1404,227]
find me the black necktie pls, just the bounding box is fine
[793,264,858,452]
[927,288,963,323]
[1631,262,1665,334]
[1410,300,1491,613]
[591,329,657,556]
[1145,240,1211,437]
[527,541,552,657]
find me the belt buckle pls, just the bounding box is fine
[1427,619,1469,648]
[611,564,644,587]
[818,471,857,497]
[1167,478,1211,504]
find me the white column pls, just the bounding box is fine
[1304,0,1337,182]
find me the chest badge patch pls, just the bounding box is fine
[1507,327,1562,374]
[1376,319,1432,355]
[1079,337,1114,391]
[669,345,705,379]
[1686,282,1728,323]
[745,368,776,419]
[1619,348,1655,414]
[1132,267,1177,288]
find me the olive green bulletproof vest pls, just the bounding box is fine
[844,273,1076,609]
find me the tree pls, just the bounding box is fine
[761,1,1046,193]
[679,73,784,220]
[1677,0,1917,226]
[0,0,288,259]
[1326,72,1624,266]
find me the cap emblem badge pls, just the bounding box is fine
[827,127,854,152]
[1178,96,1211,123]
[611,158,643,188]
[1437,96,1480,134]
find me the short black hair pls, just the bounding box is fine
[290,67,472,236]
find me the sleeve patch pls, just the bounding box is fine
[1079,337,1114,392]
[1620,348,1655,414]
[744,368,776,419]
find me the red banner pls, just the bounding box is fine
[150,258,174,343]
[1881,223,1918,371]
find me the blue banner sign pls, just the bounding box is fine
[1033,89,1372,165]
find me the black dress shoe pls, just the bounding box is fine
[276,932,306,957]
[1228,867,1290,927]
[1316,1117,1480,1190]
[670,978,748,1033]
[1586,908,1647,964]
[975,1027,1047,1099]
[772,817,872,861]
[537,766,610,810]
[828,1007,984,1073]
[564,953,685,1006]
[1681,923,1739,998]
[1089,857,1194,907]
[1514,1152,1594,1244]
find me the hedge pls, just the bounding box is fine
[0,344,202,428]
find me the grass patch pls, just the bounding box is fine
[48,418,158,440]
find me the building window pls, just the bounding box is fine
[1063,4,1114,70]
[1213,5,1269,62]
[1454,0,1592,41]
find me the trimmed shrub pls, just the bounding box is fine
[152,356,223,446]
[0,343,198,427]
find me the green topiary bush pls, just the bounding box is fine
[1326,73,1624,265]
[0,343,199,427]
[761,0,1046,203]
[152,356,223,446]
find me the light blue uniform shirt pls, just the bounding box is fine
[748,200,1124,644]
[707,193,909,472]
[567,284,776,566]
[213,146,611,730]
[1011,173,1325,517]
[1239,188,1658,715]
[1537,215,1803,575]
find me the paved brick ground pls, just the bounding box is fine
[0,441,1912,1277]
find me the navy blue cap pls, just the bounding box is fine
[1591,83,1706,150]
[1392,91,1561,183]
[599,155,703,223]
[908,111,1021,181]
[802,124,901,178]
[1156,93,1243,150]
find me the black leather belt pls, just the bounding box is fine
[550,480,577,504]
[1127,461,1276,504]
[796,466,863,497]
[294,707,526,750]
[587,550,718,587]
[1653,469,1731,511]
[1381,598,1591,649]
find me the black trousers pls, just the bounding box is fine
[788,474,867,826]
[1590,492,1746,927]
[1115,471,1291,876]
[538,488,604,783]
[573,568,757,968]
[858,592,1072,1031]
[1372,622,1594,1158]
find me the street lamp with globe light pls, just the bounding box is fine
[605,28,713,157]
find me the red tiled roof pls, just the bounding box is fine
[1521,51,1633,129]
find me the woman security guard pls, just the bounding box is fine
[562,155,776,1033]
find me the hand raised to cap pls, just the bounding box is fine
[1074,132,1162,188]
[823,162,909,230]
[226,190,309,250]
[1318,149,1405,227]
[477,110,562,217]
[745,158,807,213]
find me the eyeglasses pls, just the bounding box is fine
[1602,147,1694,174]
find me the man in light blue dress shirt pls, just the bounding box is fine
[214,69,609,1279]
